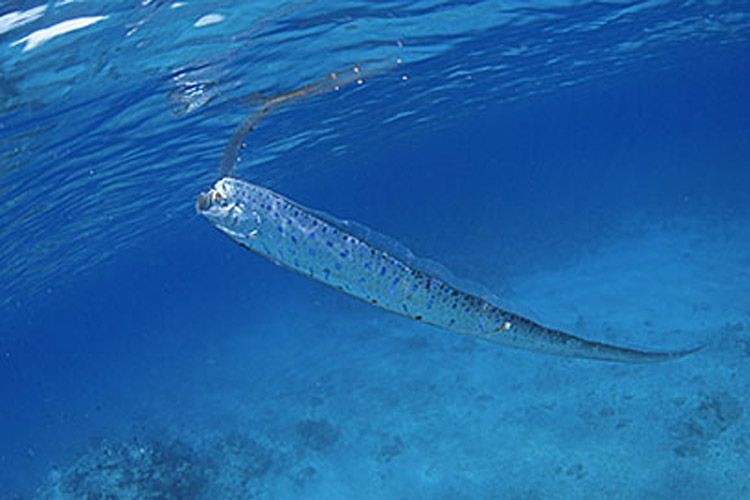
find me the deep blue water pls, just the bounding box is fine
[1,1,750,498]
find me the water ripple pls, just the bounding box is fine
[0,0,748,309]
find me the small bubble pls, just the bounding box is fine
[401,75,408,81]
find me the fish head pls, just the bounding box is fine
[196,177,245,229]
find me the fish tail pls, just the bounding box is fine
[487,318,703,363]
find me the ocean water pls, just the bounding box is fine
[1,0,749,498]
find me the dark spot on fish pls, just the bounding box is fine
[291,235,297,244]
[415,315,423,321]
[380,267,386,276]
[371,299,378,304]
[340,251,348,258]
[326,241,334,247]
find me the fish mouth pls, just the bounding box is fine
[195,189,224,213]
[196,181,229,214]
[195,191,213,212]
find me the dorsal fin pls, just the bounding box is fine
[306,203,505,302]
[220,66,367,178]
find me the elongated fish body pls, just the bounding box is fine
[197,177,694,363]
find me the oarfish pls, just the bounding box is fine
[197,177,697,362]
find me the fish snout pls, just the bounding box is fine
[196,188,228,213]
[196,191,213,212]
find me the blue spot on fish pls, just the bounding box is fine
[389,277,401,298]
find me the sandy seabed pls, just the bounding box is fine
[32,214,749,499]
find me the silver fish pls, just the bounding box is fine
[197,177,698,362]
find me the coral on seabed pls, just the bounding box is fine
[295,419,339,452]
[671,391,744,458]
[37,439,207,499]
[35,432,280,499]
